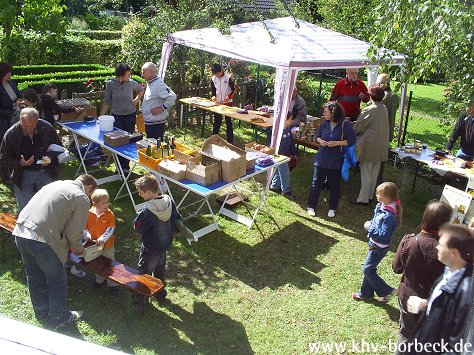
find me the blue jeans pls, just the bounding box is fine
[456,148,473,161]
[270,162,291,194]
[138,250,167,300]
[15,236,70,328]
[359,241,393,298]
[14,170,53,211]
[113,112,136,170]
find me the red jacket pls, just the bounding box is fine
[330,78,369,117]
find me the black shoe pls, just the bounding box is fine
[269,187,282,194]
[350,198,369,206]
[155,289,168,304]
[109,286,119,295]
[93,281,105,289]
[283,192,295,201]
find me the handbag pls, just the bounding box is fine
[83,240,103,262]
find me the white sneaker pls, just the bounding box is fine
[327,210,336,218]
[307,208,315,216]
[56,310,84,329]
[71,265,86,278]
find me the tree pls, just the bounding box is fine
[369,0,473,106]
[0,0,67,60]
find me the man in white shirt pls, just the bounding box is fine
[141,62,176,140]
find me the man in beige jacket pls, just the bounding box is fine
[352,86,390,205]
[13,174,97,328]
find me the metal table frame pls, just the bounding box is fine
[60,121,288,241]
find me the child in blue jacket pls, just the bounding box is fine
[352,182,402,303]
[133,174,193,304]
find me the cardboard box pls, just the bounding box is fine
[157,159,186,181]
[104,131,129,147]
[173,149,200,164]
[202,135,246,182]
[185,154,220,186]
[246,151,261,170]
[136,138,157,151]
[244,142,275,155]
[60,106,97,122]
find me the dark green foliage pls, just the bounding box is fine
[5,32,120,66]
[14,64,110,76]
[66,30,122,40]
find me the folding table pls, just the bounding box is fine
[60,121,289,241]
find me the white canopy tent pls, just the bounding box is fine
[158,17,406,150]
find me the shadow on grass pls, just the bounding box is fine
[177,220,337,291]
[83,299,254,354]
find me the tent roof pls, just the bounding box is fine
[168,17,404,70]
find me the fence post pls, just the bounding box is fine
[401,90,413,146]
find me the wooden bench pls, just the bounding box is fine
[0,212,163,311]
[0,212,17,261]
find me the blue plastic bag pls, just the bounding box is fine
[70,142,107,166]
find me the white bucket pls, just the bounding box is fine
[98,115,115,131]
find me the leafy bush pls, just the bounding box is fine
[70,17,90,31]
[14,65,110,76]
[5,31,121,66]
[83,13,127,30]
[13,69,114,82]
[67,30,122,40]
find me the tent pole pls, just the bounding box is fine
[255,64,260,107]
[317,70,324,113]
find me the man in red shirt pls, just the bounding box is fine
[331,68,369,122]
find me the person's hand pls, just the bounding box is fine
[211,96,216,102]
[132,99,140,107]
[284,119,293,129]
[40,156,51,166]
[96,238,105,246]
[74,246,85,256]
[223,97,229,104]
[151,107,164,116]
[359,92,366,99]
[364,221,371,231]
[318,139,328,146]
[327,140,340,147]
[407,296,428,314]
[447,150,452,155]
[20,155,34,167]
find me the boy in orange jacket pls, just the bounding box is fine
[84,188,118,295]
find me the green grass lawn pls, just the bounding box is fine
[0,83,454,354]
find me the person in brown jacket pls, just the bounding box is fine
[351,85,390,206]
[392,201,452,353]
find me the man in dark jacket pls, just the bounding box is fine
[0,107,62,210]
[447,101,474,160]
[405,224,474,354]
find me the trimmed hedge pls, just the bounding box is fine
[13,69,115,82]
[17,75,145,95]
[14,64,110,76]
[5,32,121,66]
[66,30,122,40]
